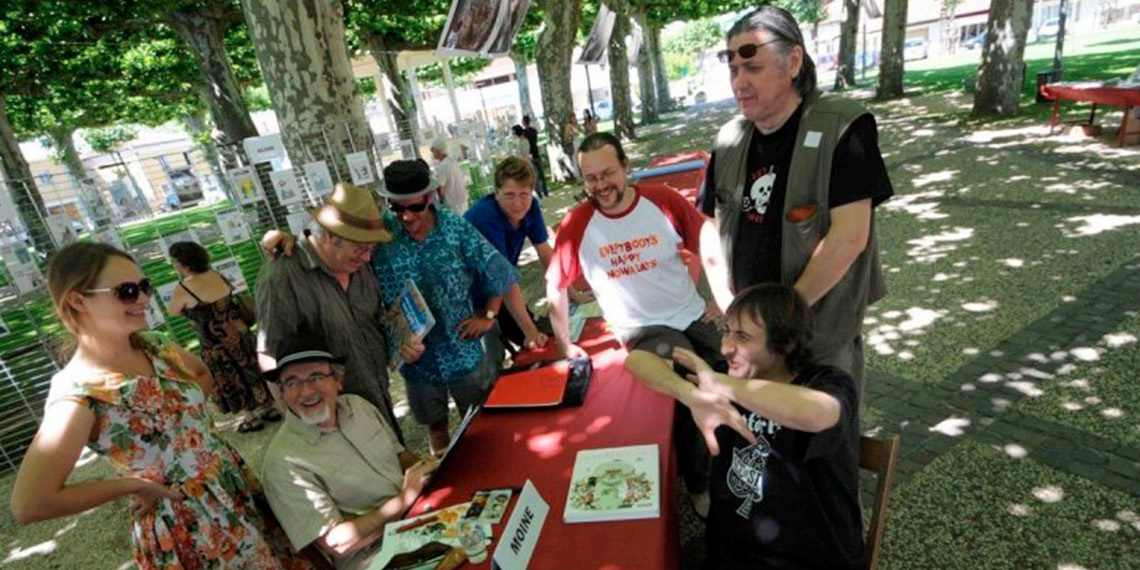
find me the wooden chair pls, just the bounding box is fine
[860,434,900,570]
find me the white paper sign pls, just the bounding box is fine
[269,169,303,205]
[215,209,251,245]
[144,297,166,329]
[212,258,249,294]
[303,161,335,197]
[286,211,311,236]
[228,166,264,205]
[345,151,375,185]
[242,134,285,164]
[156,282,180,307]
[493,479,549,570]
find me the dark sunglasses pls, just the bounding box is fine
[85,278,153,303]
[716,39,783,63]
[388,200,430,214]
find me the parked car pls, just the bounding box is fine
[903,38,929,61]
[1037,18,1062,40]
[594,100,613,121]
[961,34,985,50]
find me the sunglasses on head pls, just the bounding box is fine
[388,200,430,214]
[85,278,153,303]
[716,39,784,63]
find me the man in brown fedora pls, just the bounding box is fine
[255,182,422,440]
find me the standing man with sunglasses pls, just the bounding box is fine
[373,160,518,456]
[699,6,893,395]
[255,182,410,441]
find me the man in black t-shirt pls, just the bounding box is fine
[522,115,548,198]
[666,283,866,570]
[697,7,892,393]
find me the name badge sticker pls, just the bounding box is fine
[803,131,823,148]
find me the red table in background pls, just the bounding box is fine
[408,318,680,570]
[635,151,711,204]
[1041,83,1140,147]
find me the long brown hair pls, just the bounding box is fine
[48,242,137,336]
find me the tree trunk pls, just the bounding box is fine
[605,1,636,141]
[509,48,535,121]
[242,0,377,189]
[367,33,421,157]
[877,0,908,99]
[973,0,1035,117]
[536,0,583,156]
[165,7,288,228]
[835,0,860,89]
[47,126,87,185]
[648,23,672,111]
[0,97,56,255]
[631,9,658,124]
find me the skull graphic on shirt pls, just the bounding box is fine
[746,171,777,215]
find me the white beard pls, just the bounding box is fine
[297,403,332,426]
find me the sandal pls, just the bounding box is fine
[237,419,265,433]
[259,407,283,423]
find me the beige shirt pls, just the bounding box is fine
[435,156,468,214]
[262,394,405,569]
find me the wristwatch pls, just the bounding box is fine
[485,309,497,320]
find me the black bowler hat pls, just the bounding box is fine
[263,334,346,382]
[379,160,439,200]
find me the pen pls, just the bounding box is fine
[395,514,440,534]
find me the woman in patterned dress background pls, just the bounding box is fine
[10,242,308,569]
[166,241,279,433]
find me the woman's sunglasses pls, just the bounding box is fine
[716,39,783,63]
[388,200,430,214]
[85,278,153,303]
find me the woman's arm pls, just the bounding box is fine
[11,400,181,524]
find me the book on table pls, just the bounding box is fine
[484,361,570,408]
[386,279,435,370]
[563,444,660,523]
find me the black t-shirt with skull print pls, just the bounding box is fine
[698,103,893,293]
[702,364,866,570]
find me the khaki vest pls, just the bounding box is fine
[711,90,886,357]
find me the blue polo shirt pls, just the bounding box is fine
[463,195,549,266]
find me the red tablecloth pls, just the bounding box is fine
[1041,84,1140,107]
[635,151,711,204]
[409,318,680,570]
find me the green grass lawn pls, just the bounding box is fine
[3,23,1140,569]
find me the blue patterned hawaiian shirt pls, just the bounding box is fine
[373,207,518,385]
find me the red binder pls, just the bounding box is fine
[484,362,570,408]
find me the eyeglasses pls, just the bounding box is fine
[280,371,335,392]
[716,39,784,63]
[332,236,374,256]
[389,200,430,214]
[85,278,153,303]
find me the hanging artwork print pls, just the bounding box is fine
[286,211,311,237]
[345,151,376,185]
[1,244,46,296]
[215,209,251,245]
[303,161,336,198]
[578,5,616,65]
[212,258,249,294]
[228,166,264,205]
[269,169,303,206]
[486,0,531,55]
[437,0,530,58]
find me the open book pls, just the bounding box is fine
[386,279,436,370]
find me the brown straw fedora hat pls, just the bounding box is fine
[310,182,393,243]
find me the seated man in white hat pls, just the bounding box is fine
[262,334,438,569]
[255,182,424,441]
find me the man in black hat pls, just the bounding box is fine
[261,335,438,570]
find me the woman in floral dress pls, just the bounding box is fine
[11,242,309,569]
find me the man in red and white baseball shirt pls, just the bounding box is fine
[546,132,753,517]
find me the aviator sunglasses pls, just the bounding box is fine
[716,39,784,63]
[388,200,430,214]
[85,278,153,303]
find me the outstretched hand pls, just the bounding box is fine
[261,230,295,260]
[681,386,756,456]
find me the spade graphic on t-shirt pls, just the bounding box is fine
[727,433,772,517]
[744,170,777,216]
